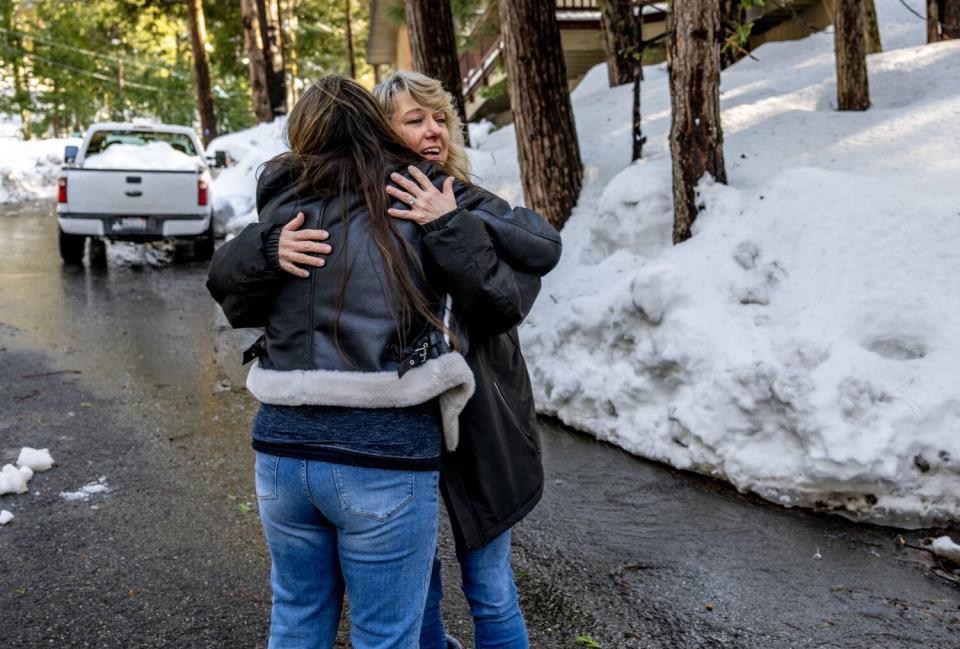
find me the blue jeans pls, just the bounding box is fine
[254,452,440,649]
[419,529,529,649]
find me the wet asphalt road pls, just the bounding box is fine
[1,203,958,649]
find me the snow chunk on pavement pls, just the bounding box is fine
[83,141,199,171]
[60,477,110,502]
[931,536,960,564]
[0,510,13,525]
[17,447,54,472]
[0,464,31,495]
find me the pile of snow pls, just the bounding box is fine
[930,536,960,563]
[0,510,13,525]
[59,477,110,502]
[0,447,54,496]
[468,119,495,147]
[199,1,958,527]
[507,1,960,528]
[106,240,175,267]
[207,118,288,235]
[82,141,199,171]
[0,133,79,203]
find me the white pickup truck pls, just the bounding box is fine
[56,122,217,263]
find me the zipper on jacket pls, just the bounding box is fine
[307,200,328,367]
[493,381,539,451]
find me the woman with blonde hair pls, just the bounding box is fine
[373,71,562,649]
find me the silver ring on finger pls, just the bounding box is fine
[408,195,416,207]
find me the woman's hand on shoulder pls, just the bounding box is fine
[386,166,456,226]
[278,212,332,278]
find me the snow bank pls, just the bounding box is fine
[207,118,288,235]
[82,141,199,171]
[512,2,960,527]
[0,134,79,203]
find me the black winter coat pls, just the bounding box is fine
[420,194,561,551]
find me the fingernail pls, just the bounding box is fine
[318,259,325,267]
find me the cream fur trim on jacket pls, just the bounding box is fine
[246,352,475,452]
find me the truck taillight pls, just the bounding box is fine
[57,177,67,203]
[198,179,209,206]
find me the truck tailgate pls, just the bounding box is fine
[65,168,205,216]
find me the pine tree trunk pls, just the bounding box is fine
[257,0,287,116]
[404,0,469,145]
[186,0,218,145]
[345,0,357,78]
[241,0,272,122]
[499,0,583,230]
[601,0,634,86]
[632,2,646,161]
[863,0,883,53]
[282,0,299,106]
[835,0,870,111]
[668,0,726,244]
[929,0,940,42]
[943,0,960,38]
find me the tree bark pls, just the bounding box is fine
[668,0,726,244]
[345,0,357,79]
[863,0,882,54]
[927,0,960,41]
[186,0,218,145]
[241,0,272,122]
[281,0,299,106]
[404,0,470,145]
[257,0,287,116]
[601,0,634,86]
[834,0,870,111]
[632,1,646,160]
[943,0,960,38]
[499,0,583,230]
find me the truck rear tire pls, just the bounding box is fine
[193,222,215,261]
[59,229,86,264]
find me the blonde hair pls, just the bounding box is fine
[373,71,471,183]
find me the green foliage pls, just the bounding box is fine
[574,636,602,648]
[0,0,373,138]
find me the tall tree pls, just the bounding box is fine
[280,0,299,105]
[499,0,582,230]
[928,0,960,41]
[834,0,870,111]
[186,0,218,144]
[863,0,882,54]
[631,0,647,160]
[404,0,469,145]
[600,0,634,86]
[668,0,726,244]
[257,0,287,116]
[344,0,356,78]
[241,0,271,122]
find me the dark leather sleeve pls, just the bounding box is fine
[205,221,284,328]
[453,184,562,276]
[422,207,542,336]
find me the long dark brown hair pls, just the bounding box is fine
[269,75,452,358]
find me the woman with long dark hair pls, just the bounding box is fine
[206,76,482,648]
